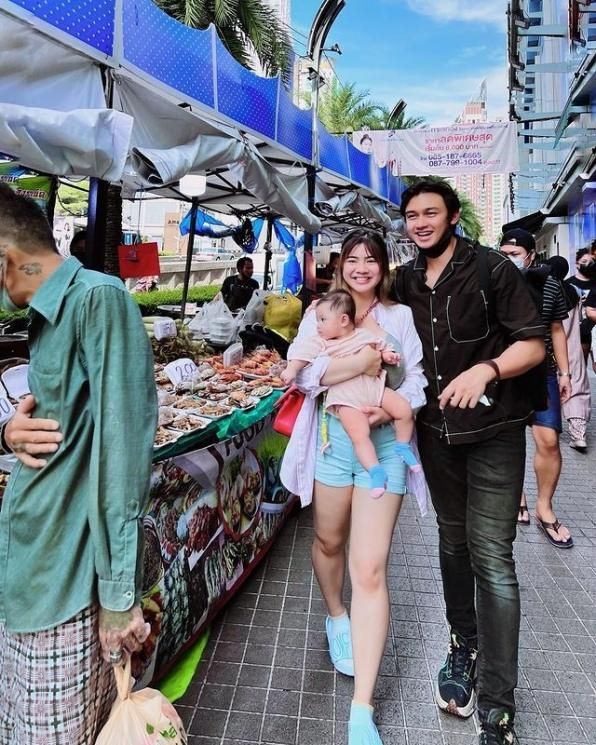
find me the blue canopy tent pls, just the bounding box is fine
[0,0,408,307]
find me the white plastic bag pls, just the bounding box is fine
[242,289,270,328]
[199,292,240,345]
[95,658,187,745]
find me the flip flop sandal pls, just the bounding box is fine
[517,505,530,525]
[537,518,574,549]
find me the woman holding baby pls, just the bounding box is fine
[280,229,427,745]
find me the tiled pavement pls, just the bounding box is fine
[178,381,596,745]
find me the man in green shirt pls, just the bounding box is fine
[0,184,157,744]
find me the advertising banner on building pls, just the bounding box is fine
[353,122,519,177]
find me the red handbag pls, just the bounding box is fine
[272,385,305,437]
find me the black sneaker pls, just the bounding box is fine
[479,710,516,744]
[435,631,478,717]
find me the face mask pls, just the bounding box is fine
[418,227,455,259]
[509,256,526,271]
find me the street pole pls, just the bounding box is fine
[263,215,273,291]
[180,197,198,321]
[303,0,346,311]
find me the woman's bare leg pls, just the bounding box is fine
[312,481,353,617]
[349,486,403,705]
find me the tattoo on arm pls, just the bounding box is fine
[18,263,42,276]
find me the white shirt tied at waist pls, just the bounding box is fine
[280,302,429,515]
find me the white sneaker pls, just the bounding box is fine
[570,438,587,451]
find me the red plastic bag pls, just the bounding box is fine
[272,385,305,437]
[95,658,187,745]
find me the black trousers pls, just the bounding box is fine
[418,424,526,718]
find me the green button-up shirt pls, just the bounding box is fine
[0,258,157,632]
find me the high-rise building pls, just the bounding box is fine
[452,82,506,247]
[506,1,595,261]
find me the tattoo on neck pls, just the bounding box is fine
[18,262,42,276]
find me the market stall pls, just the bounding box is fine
[0,342,295,685]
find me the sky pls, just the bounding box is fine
[290,0,509,127]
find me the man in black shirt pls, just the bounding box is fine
[499,230,572,548]
[395,181,545,745]
[221,257,259,312]
[568,248,596,361]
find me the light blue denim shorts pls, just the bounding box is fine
[314,408,407,495]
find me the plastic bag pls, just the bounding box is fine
[189,292,238,345]
[263,292,302,342]
[95,658,187,745]
[242,289,270,328]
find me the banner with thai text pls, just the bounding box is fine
[353,122,519,177]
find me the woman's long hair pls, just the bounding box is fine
[332,229,393,304]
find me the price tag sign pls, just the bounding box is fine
[164,358,199,387]
[0,397,15,425]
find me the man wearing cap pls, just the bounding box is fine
[499,229,572,548]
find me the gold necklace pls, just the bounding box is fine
[355,298,379,325]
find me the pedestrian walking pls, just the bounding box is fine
[281,229,427,745]
[499,230,573,547]
[0,184,157,745]
[545,256,591,452]
[568,248,596,362]
[394,181,545,745]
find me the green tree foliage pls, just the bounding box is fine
[378,106,425,131]
[55,182,89,216]
[456,191,484,242]
[307,79,425,134]
[154,0,292,79]
[316,80,386,132]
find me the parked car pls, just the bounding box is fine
[194,246,240,261]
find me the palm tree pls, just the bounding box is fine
[378,106,425,131]
[307,80,425,134]
[103,0,292,276]
[313,80,386,133]
[155,0,292,79]
[457,192,483,242]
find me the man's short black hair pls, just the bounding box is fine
[400,179,461,220]
[237,256,253,272]
[576,247,590,262]
[0,183,57,254]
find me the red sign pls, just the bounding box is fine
[117,242,161,279]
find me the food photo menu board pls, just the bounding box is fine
[135,414,295,685]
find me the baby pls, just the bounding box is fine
[281,290,421,499]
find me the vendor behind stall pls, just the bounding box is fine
[316,251,340,294]
[221,257,259,312]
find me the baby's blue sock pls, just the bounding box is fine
[368,464,387,499]
[394,442,422,472]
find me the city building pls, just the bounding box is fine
[506,0,595,261]
[293,55,336,109]
[452,82,507,247]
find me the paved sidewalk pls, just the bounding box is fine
[180,383,596,744]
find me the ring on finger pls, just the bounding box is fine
[109,648,123,664]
